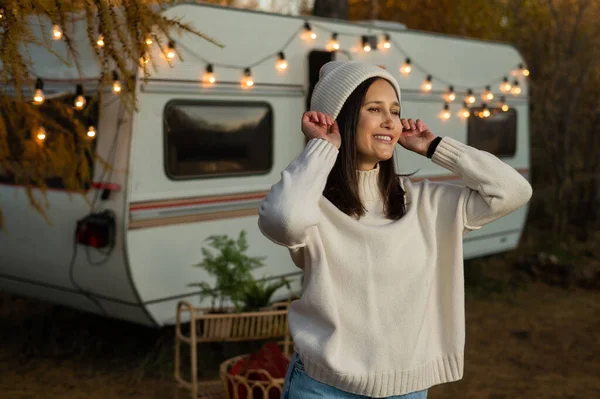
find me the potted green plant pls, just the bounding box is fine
[188,230,292,313]
[242,277,292,312]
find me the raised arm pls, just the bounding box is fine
[431,136,532,230]
[258,112,340,248]
[398,118,532,232]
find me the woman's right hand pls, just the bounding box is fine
[301,111,341,149]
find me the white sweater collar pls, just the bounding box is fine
[357,164,380,201]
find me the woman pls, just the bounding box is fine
[258,61,532,399]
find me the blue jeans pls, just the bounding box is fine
[282,352,428,399]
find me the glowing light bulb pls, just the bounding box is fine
[440,103,451,120]
[145,35,153,45]
[480,104,491,118]
[301,22,316,40]
[400,59,412,76]
[482,85,494,101]
[276,52,288,72]
[52,24,63,40]
[36,127,47,142]
[241,68,254,88]
[165,41,176,60]
[87,125,96,138]
[422,75,433,92]
[97,35,104,48]
[499,96,509,111]
[465,89,476,104]
[445,86,456,102]
[74,84,86,110]
[511,80,521,95]
[519,63,530,76]
[362,36,371,52]
[111,71,122,94]
[500,77,512,93]
[74,96,86,110]
[381,34,391,49]
[112,81,122,93]
[203,64,216,84]
[33,89,44,104]
[139,53,150,66]
[0,8,4,19]
[327,33,340,51]
[459,102,471,119]
[33,78,45,105]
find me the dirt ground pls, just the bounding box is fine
[1,276,599,399]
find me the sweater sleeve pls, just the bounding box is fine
[258,138,339,248]
[431,136,532,231]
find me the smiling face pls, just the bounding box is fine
[355,78,401,171]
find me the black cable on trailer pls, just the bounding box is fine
[68,223,108,317]
[68,96,126,309]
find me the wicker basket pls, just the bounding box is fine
[175,300,293,398]
[220,354,286,399]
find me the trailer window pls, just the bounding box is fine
[164,100,273,179]
[467,107,517,158]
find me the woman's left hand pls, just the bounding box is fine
[398,118,437,157]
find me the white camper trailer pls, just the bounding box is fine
[0,3,531,327]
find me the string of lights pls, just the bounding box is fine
[30,18,530,143]
[167,20,529,120]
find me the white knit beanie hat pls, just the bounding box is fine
[310,60,401,120]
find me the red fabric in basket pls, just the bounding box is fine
[227,342,290,399]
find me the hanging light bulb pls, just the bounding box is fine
[482,85,494,101]
[362,36,372,52]
[241,68,254,88]
[480,103,491,118]
[86,117,97,139]
[500,96,509,112]
[203,64,216,84]
[459,102,471,119]
[139,52,150,66]
[421,75,433,92]
[500,76,512,93]
[381,33,391,49]
[87,124,96,139]
[440,103,451,120]
[33,78,45,105]
[165,40,176,60]
[465,89,476,104]
[301,22,317,40]
[445,85,456,102]
[145,35,153,45]
[327,33,340,51]
[0,8,4,19]
[400,58,412,76]
[96,35,105,48]
[36,127,47,142]
[276,52,288,72]
[74,84,86,110]
[52,24,63,40]
[511,80,521,95]
[518,63,530,76]
[112,70,122,94]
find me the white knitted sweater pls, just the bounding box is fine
[257,137,532,397]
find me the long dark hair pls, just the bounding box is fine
[323,77,408,220]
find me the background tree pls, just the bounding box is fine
[0,0,220,225]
